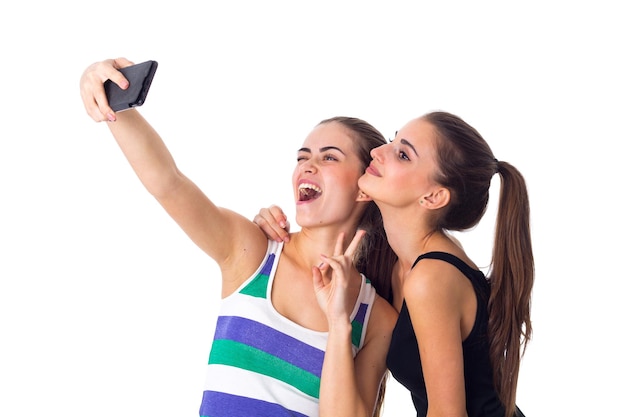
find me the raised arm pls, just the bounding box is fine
[80,58,267,288]
[313,232,397,417]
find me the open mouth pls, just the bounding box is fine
[298,183,322,201]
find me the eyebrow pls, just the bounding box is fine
[400,139,419,156]
[298,146,346,155]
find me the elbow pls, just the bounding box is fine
[141,166,186,199]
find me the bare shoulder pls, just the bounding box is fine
[404,257,470,316]
[369,294,399,336]
[218,207,273,290]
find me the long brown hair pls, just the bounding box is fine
[423,111,534,417]
[317,117,397,417]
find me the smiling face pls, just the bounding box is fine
[359,117,443,210]
[292,121,368,229]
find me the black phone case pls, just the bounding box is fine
[104,60,158,112]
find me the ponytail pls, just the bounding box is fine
[488,161,534,417]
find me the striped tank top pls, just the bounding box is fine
[199,239,377,417]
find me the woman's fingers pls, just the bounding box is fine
[343,229,366,259]
[253,205,290,242]
[80,58,136,122]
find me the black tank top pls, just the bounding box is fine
[386,251,506,417]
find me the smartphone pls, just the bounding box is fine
[104,60,158,112]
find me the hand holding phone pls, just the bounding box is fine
[104,60,158,112]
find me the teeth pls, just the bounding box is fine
[298,183,321,193]
[298,183,322,201]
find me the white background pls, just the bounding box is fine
[1,1,624,416]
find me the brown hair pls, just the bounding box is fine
[317,116,397,303]
[317,117,397,417]
[423,111,534,417]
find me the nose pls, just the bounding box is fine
[371,145,383,161]
[299,158,317,174]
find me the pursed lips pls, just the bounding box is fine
[365,164,381,177]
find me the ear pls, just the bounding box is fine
[421,187,450,209]
[356,190,373,202]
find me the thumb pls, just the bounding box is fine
[312,266,324,293]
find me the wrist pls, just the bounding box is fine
[328,318,352,334]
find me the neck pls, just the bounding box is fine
[378,204,437,271]
[289,225,359,269]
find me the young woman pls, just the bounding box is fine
[257,111,533,417]
[79,57,398,417]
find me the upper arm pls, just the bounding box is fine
[404,262,468,416]
[354,296,398,414]
[156,172,269,287]
[105,110,269,287]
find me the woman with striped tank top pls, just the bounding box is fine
[79,57,398,417]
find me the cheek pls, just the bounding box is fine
[338,172,362,193]
[383,169,419,199]
[390,171,408,187]
[291,169,300,196]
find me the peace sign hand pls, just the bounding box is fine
[312,230,366,325]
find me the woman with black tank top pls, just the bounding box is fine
[357,111,533,417]
[257,111,533,417]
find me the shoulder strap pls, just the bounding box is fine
[411,251,477,278]
[351,274,376,351]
